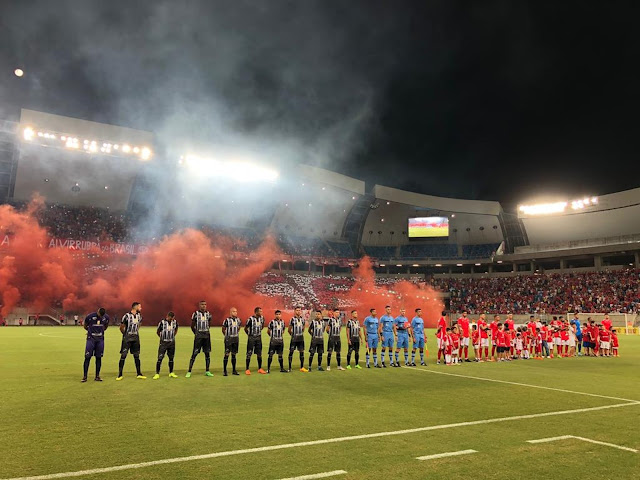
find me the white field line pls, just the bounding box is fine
[3,402,638,480]
[527,435,638,453]
[416,449,477,461]
[278,470,347,480]
[405,367,640,403]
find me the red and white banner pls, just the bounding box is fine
[1,234,149,256]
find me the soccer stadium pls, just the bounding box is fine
[2,3,640,480]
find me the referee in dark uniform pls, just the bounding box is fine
[222,307,242,376]
[245,307,266,375]
[267,310,287,373]
[187,300,213,377]
[154,311,178,379]
[117,302,145,380]
[308,310,325,371]
[288,307,307,372]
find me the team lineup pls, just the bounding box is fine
[81,302,620,382]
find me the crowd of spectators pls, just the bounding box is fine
[35,204,130,242]
[252,269,639,315]
[430,269,640,314]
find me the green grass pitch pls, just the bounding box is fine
[1,327,639,480]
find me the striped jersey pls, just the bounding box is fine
[121,312,142,339]
[327,317,342,338]
[310,319,325,341]
[222,316,242,339]
[268,319,286,344]
[246,316,264,337]
[347,319,361,340]
[157,318,178,343]
[289,316,305,340]
[191,310,211,337]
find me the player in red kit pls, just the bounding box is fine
[436,311,448,365]
[602,314,612,332]
[471,325,480,361]
[457,311,471,362]
[477,314,489,361]
[489,315,500,361]
[611,330,619,357]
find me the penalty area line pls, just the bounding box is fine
[416,449,477,461]
[404,366,640,403]
[3,402,638,480]
[278,470,347,480]
[527,435,638,453]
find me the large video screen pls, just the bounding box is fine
[408,217,449,238]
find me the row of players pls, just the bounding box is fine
[80,303,619,381]
[81,302,429,381]
[446,311,620,365]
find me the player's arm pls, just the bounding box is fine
[175,323,178,336]
[83,315,90,330]
[288,320,293,336]
[191,312,197,334]
[308,322,313,334]
[120,315,127,334]
[393,321,397,336]
[346,323,352,344]
[244,319,250,335]
[156,322,162,337]
[222,319,227,336]
[267,322,272,337]
[378,320,383,336]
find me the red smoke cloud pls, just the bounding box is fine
[1,201,442,326]
[344,256,444,327]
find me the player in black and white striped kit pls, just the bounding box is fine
[308,310,326,371]
[154,312,179,379]
[326,308,345,371]
[187,301,213,378]
[222,307,242,376]
[346,310,363,369]
[288,307,308,372]
[244,307,266,375]
[267,310,288,373]
[117,302,145,380]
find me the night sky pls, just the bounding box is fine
[1,1,638,207]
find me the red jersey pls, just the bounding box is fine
[560,329,569,341]
[599,330,611,342]
[445,334,453,354]
[497,330,507,347]
[451,333,460,349]
[602,318,612,331]
[527,321,536,335]
[521,331,529,347]
[505,331,512,346]
[490,321,499,339]
[457,317,470,337]
[437,317,447,339]
[471,330,480,345]
[590,326,599,342]
[611,334,619,348]
[478,319,488,339]
[551,320,562,337]
[505,319,514,331]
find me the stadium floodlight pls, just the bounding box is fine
[140,147,152,160]
[519,202,568,215]
[181,154,279,183]
[122,144,131,153]
[435,264,442,267]
[456,263,463,266]
[23,127,34,141]
[396,264,402,267]
[412,264,419,267]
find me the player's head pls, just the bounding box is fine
[230,307,238,317]
[604,314,609,319]
[442,310,448,317]
[612,329,616,334]
[315,310,322,319]
[131,302,141,312]
[462,310,467,317]
[400,308,406,316]
[415,308,422,317]
[494,315,500,321]
[479,313,485,320]
[275,309,282,319]
[552,316,557,321]
[333,308,340,316]
[166,311,175,320]
[446,327,451,333]
[385,305,391,314]
[294,306,302,316]
[199,300,207,312]
[254,307,262,317]
[507,313,513,319]
[472,324,477,330]
[370,308,377,316]
[97,307,106,318]
[530,315,534,320]
[351,310,358,318]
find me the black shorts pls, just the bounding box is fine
[247,336,263,355]
[269,342,284,355]
[497,346,507,353]
[120,338,141,355]
[289,338,305,352]
[193,335,212,354]
[158,342,175,359]
[225,338,239,354]
[348,340,360,352]
[309,340,324,354]
[327,337,341,353]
